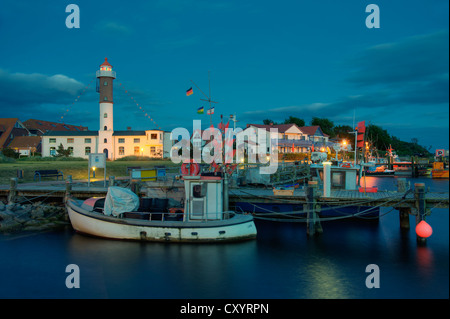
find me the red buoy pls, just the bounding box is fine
[416,220,433,238]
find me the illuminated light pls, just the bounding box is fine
[92,167,96,171]
[416,220,433,238]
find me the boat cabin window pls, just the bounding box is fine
[331,172,345,189]
[193,184,206,198]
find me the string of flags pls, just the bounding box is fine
[118,82,162,130]
[59,77,95,123]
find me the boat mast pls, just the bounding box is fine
[190,71,218,126]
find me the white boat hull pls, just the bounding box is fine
[66,198,257,243]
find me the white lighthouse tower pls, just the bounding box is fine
[96,58,116,159]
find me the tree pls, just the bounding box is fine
[55,143,71,157]
[1,147,20,159]
[283,116,305,127]
[311,117,335,137]
[263,119,276,125]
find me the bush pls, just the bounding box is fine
[1,148,20,159]
[0,153,15,163]
[17,156,87,162]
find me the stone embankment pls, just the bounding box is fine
[0,201,69,234]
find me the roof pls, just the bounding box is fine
[100,58,112,67]
[247,123,299,133]
[300,126,326,136]
[43,131,99,137]
[24,119,88,134]
[8,136,41,149]
[0,118,20,148]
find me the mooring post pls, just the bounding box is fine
[223,171,229,212]
[8,177,18,205]
[65,175,72,201]
[414,183,427,245]
[396,178,411,230]
[305,181,322,237]
[109,176,115,187]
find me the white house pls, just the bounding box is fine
[42,58,171,160]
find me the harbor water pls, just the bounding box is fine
[0,176,448,299]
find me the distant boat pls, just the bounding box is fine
[431,162,449,179]
[365,165,395,176]
[66,175,257,242]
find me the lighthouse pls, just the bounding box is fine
[97,58,116,159]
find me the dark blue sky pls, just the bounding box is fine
[0,0,448,149]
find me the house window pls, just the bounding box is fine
[85,138,91,143]
[104,113,108,118]
[104,126,107,131]
[49,138,56,144]
[134,146,140,155]
[67,138,74,143]
[50,147,56,156]
[68,147,74,155]
[119,147,125,155]
[104,81,108,86]
[150,146,156,154]
[104,96,108,101]
[151,134,157,139]
[118,138,125,143]
[85,147,91,155]
[134,138,140,143]
[104,138,107,143]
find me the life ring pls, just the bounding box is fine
[340,162,353,168]
[181,159,200,176]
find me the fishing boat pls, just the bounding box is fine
[66,174,257,242]
[431,162,449,179]
[365,165,395,176]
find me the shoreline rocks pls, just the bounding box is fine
[0,201,70,234]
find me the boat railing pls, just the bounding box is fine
[115,210,237,222]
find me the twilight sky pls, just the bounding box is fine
[0,0,448,149]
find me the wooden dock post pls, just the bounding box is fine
[397,178,411,230]
[305,181,322,237]
[65,175,73,200]
[8,178,18,205]
[414,183,427,245]
[109,176,115,187]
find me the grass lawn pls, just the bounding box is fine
[0,159,180,185]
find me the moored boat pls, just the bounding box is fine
[365,165,395,176]
[66,175,257,242]
[431,162,449,179]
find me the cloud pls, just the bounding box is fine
[243,30,449,126]
[96,21,132,36]
[348,30,449,86]
[0,69,84,108]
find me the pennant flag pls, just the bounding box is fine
[186,87,193,96]
[197,106,204,114]
[207,107,215,115]
[356,120,366,148]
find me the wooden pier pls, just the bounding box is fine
[1,176,448,244]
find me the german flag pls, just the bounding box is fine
[186,87,193,96]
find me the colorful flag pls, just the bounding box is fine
[197,106,204,114]
[207,107,215,115]
[186,87,193,96]
[356,120,366,148]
